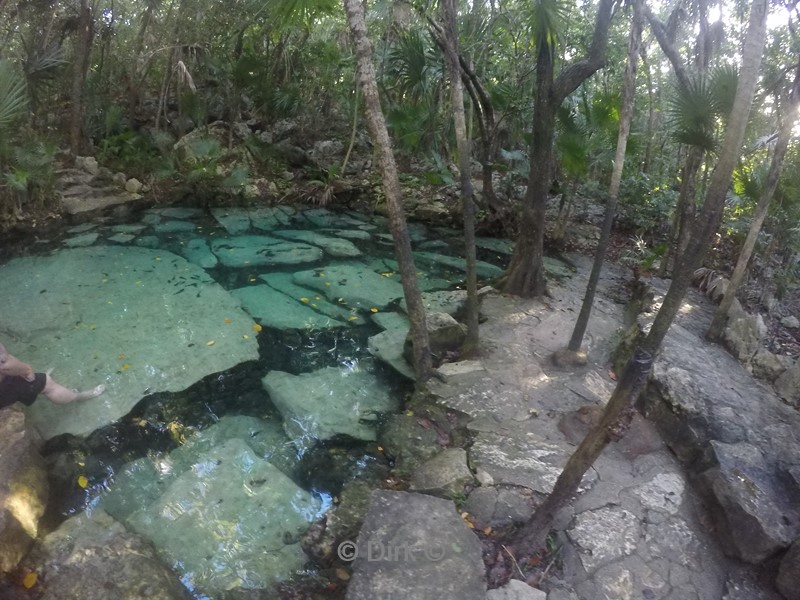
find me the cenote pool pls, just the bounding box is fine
[0,205,513,598]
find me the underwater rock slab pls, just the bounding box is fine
[320,228,372,240]
[273,229,362,258]
[293,264,405,311]
[248,206,294,230]
[211,208,251,234]
[63,232,99,247]
[128,438,319,595]
[111,224,146,234]
[475,237,514,255]
[153,220,197,233]
[259,272,363,324]
[232,284,347,330]
[157,207,203,219]
[181,238,218,269]
[211,235,323,267]
[413,251,504,280]
[262,366,400,448]
[99,416,293,521]
[0,246,258,439]
[367,327,415,380]
[107,233,135,244]
[301,207,365,228]
[366,257,451,292]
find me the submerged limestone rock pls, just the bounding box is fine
[211,207,251,234]
[32,510,190,600]
[211,235,322,267]
[127,438,319,596]
[262,366,400,449]
[346,490,485,600]
[0,246,258,439]
[232,284,347,330]
[99,416,293,522]
[413,250,504,280]
[181,238,218,269]
[293,264,405,311]
[260,272,363,324]
[273,229,362,257]
[0,407,47,574]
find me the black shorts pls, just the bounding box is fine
[0,373,47,409]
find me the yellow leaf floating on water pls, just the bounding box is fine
[206,340,215,346]
[77,475,89,489]
[347,316,358,321]
[253,324,262,332]
[315,296,321,300]
[324,282,331,287]
[300,297,309,303]
[120,364,131,372]
[22,572,37,589]
[370,308,379,313]
[223,318,232,324]
[243,334,249,340]
[249,278,257,282]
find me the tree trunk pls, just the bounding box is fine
[707,74,799,340]
[674,146,704,255]
[504,0,615,298]
[69,0,94,154]
[511,0,768,553]
[343,0,432,381]
[568,0,642,352]
[441,0,479,353]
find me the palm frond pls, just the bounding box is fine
[708,64,739,118]
[0,61,28,131]
[526,0,570,54]
[666,77,718,152]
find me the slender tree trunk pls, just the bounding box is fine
[442,0,479,353]
[504,0,615,298]
[69,0,94,154]
[674,146,704,253]
[343,0,432,381]
[511,0,768,553]
[568,0,642,352]
[707,76,799,340]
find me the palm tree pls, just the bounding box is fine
[503,0,616,298]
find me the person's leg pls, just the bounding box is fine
[41,373,105,404]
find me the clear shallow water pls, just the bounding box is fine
[2,206,511,598]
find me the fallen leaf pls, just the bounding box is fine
[335,568,350,581]
[242,334,249,339]
[206,340,215,346]
[77,475,89,489]
[483,526,493,535]
[300,297,310,303]
[22,572,37,589]
[253,324,262,332]
[608,370,617,381]
[370,307,379,313]
[416,417,432,429]
[223,318,232,324]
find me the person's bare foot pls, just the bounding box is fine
[74,384,106,401]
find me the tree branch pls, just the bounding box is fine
[642,3,692,90]
[554,0,618,102]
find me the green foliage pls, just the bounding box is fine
[525,0,571,55]
[617,173,678,234]
[0,61,28,131]
[666,66,739,153]
[97,130,172,179]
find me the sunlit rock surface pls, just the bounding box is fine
[262,365,400,448]
[127,437,319,596]
[0,246,258,439]
[301,207,365,228]
[33,510,191,600]
[0,406,47,573]
[210,235,322,267]
[211,207,251,234]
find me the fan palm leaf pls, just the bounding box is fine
[0,61,28,131]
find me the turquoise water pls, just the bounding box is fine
[1,205,512,598]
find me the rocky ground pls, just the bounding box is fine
[339,253,798,600]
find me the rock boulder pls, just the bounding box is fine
[0,407,47,573]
